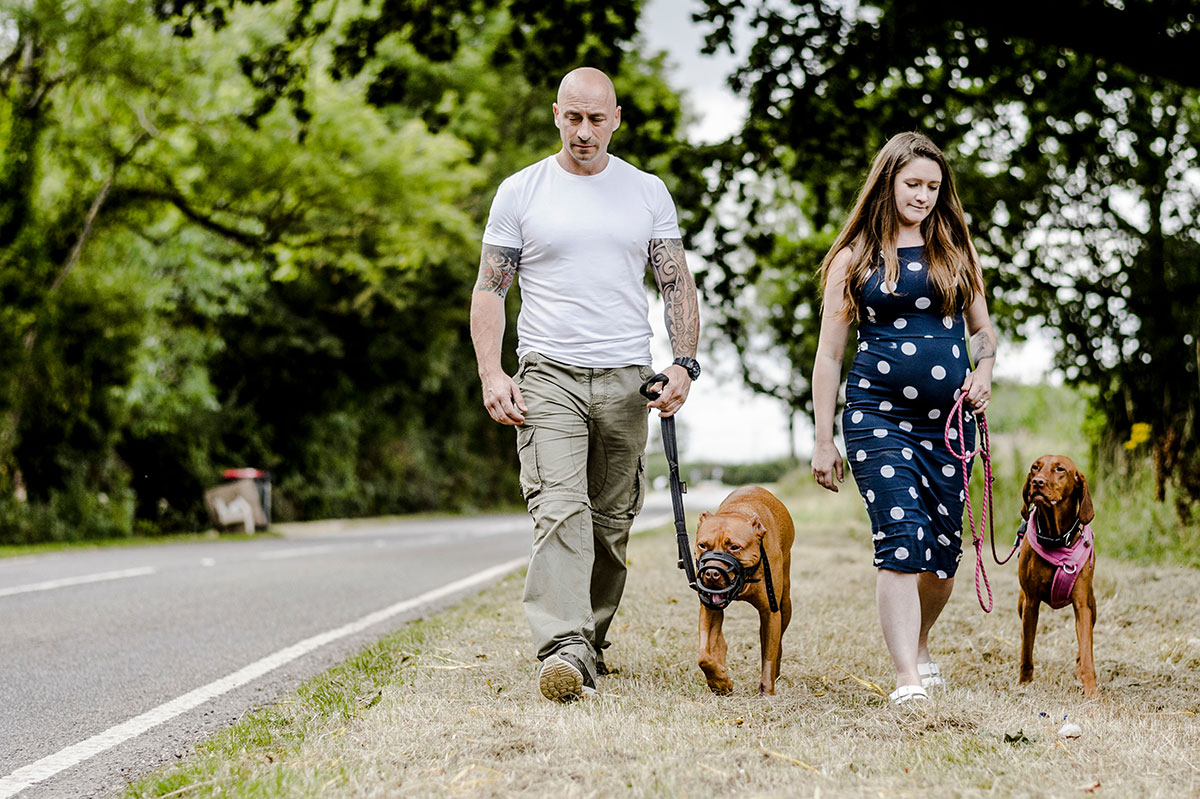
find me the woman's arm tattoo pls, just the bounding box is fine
[649,238,700,358]
[474,244,521,297]
[970,329,996,364]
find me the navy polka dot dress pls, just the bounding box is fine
[843,246,975,578]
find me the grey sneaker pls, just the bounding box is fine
[538,652,597,702]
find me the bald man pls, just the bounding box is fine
[470,67,701,702]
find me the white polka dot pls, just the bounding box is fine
[938,534,952,546]
[925,549,932,560]
[937,504,949,516]
[948,428,958,441]
[942,464,956,477]
[952,344,961,358]
[894,318,908,330]
[866,489,876,503]
[875,558,884,566]
[874,428,888,438]
[851,411,864,423]
[953,388,962,400]
[873,530,884,541]
[858,378,871,390]
[928,409,941,420]
[931,365,947,380]
[856,449,867,462]
[903,386,918,399]
[881,465,895,478]
[895,546,909,560]
[880,401,893,412]
[917,527,925,540]
[936,570,947,578]
[915,296,931,309]
[899,421,913,432]
[959,490,966,501]
[920,441,934,451]
[901,448,913,460]
[921,476,931,487]
[907,261,923,271]
[908,486,918,499]
[890,506,904,520]
[877,361,891,374]
[858,342,868,352]
[866,306,876,319]
[943,316,954,329]
[882,281,898,294]
[901,342,917,356]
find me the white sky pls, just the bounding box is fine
[637,0,1054,463]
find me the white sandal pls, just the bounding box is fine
[888,684,929,706]
[918,661,945,689]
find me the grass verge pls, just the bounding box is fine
[125,479,1199,798]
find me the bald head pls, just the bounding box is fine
[553,67,622,175]
[557,67,618,109]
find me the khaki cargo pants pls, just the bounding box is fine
[514,352,653,681]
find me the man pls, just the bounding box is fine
[470,66,701,702]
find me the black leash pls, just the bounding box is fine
[638,373,779,614]
[640,373,697,591]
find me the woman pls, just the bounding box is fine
[810,132,996,706]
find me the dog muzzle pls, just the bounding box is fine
[696,551,749,611]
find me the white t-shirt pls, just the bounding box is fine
[482,154,682,368]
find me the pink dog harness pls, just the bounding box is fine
[1026,514,1095,609]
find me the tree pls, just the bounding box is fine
[693,0,1200,512]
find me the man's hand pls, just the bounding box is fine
[645,363,691,418]
[481,370,527,425]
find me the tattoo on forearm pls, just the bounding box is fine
[649,238,699,358]
[970,330,996,364]
[474,244,521,297]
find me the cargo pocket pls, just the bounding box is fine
[630,453,647,516]
[516,426,542,501]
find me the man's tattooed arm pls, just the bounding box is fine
[649,237,700,359]
[474,244,521,297]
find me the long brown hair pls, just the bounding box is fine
[820,132,982,321]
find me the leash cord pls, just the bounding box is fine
[943,393,996,613]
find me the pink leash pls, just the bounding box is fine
[943,393,998,612]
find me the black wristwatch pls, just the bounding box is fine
[672,356,701,380]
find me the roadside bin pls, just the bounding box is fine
[202,468,271,533]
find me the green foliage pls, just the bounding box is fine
[694,0,1200,516]
[0,0,687,541]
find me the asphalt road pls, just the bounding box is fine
[0,488,718,799]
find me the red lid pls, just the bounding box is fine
[223,468,266,479]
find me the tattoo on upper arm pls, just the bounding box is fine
[649,238,700,358]
[970,330,996,364]
[474,244,521,297]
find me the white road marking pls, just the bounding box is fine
[256,545,338,561]
[0,567,156,599]
[0,556,527,799]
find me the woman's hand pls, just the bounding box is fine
[811,441,845,492]
[959,368,992,413]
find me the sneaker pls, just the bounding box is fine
[539,652,597,702]
[917,661,945,689]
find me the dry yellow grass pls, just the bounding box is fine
[130,482,1200,798]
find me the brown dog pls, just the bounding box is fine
[694,486,794,695]
[1018,455,1098,697]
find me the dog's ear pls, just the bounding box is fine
[1020,469,1033,520]
[748,512,767,539]
[1075,471,1095,526]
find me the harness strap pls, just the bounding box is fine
[1027,514,1095,609]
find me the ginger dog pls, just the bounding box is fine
[694,486,794,695]
[1018,455,1098,697]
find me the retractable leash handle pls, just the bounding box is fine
[640,374,698,589]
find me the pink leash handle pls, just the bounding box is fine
[943,392,995,612]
